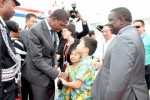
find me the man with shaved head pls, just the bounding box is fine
[92,7,149,100]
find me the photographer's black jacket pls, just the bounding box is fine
[76,21,89,39]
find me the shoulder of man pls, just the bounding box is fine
[144,32,150,37]
[30,20,46,33]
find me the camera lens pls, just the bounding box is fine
[69,3,78,19]
[70,10,77,19]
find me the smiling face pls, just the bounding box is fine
[108,11,122,34]
[108,7,132,34]
[70,49,81,64]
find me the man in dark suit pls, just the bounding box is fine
[0,0,20,100]
[22,9,69,100]
[92,7,149,100]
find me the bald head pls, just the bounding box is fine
[108,7,132,34]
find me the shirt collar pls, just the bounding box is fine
[45,18,51,31]
[0,16,6,27]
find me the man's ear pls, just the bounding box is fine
[119,16,126,25]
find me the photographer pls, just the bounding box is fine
[69,3,90,39]
[56,4,89,71]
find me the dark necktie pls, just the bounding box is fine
[50,30,59,49]
[49,30,54,45]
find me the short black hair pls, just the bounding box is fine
[82,37,97,56]
[133,19,145,26]
[6,20,19,33]
[50,9,69,22]
[25,13,37,21]
[111,7,132,22]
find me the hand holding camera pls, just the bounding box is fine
[69,3,78,19]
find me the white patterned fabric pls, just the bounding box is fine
[0,21,21,82]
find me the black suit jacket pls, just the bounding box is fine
[20,29,29,50]
[0,21,16,95]
[0,22,15,73]
[76,22,89,39]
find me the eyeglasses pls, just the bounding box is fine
[134,26,141,28]
[101,30,110,33]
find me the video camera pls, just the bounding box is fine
[96,25,103,31]
[69,3,78,19]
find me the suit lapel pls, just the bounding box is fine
[103,37,117,68]
[41,21,52,47]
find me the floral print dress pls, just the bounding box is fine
[58,56,95,100]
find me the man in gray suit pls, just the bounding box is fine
[92,7,149,100]
[20,13,37,100]
[22,9,69,100]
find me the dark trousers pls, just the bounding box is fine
[145,65,150,89]
[31,83,55,100]
[0,79,16,100]
[21,77,33,100]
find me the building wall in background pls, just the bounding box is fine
[11,0,150,32]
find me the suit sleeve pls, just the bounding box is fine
[20,30,28,50]
[105,37,137,100]
[28,29,59,80]
[76,22,89,39]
